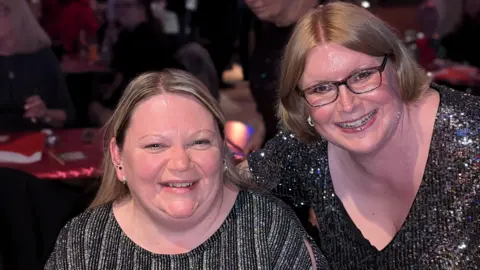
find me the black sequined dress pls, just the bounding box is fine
[248,84,480,269]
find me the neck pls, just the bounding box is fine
[275,0,317,27]
[128,185,238,254]
[334,105,421,195]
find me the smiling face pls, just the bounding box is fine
[111,92,224,223]
[299,43,404,154]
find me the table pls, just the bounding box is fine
[0,129,104,180]
[429,60,480,96]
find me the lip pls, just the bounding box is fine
[335,109,378,134]
[160,180,199,194]
[335,110,376,125]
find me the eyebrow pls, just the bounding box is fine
[305,63,380,88]
[138,129,216,140]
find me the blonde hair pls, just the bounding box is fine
[278,2,430,142]
[91,69,252,207]
[1,0,51,54]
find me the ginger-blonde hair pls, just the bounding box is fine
[91,69,251,207]
[278,2,430,142]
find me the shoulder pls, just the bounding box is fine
[433,84,479,147]
[56,204,113,247]
[248,130,326,170]
[32,48,62,74]
[234,190,306,233]
[430,84,479,181]
[434,83,479,126]
[233,190,327,269]
[46,204,114,268]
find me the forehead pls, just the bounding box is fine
[128,93,217,135]
[301,43,380,85]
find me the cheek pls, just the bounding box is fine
[190,149,223,178]
[125,151,164,184]
[311,107,333,125]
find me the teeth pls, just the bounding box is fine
[167,183,193,188]
[338,110,376,129]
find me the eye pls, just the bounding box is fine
[191,139,211,149]
[350,70,375,83]
[308,83,335,95]
[145,143,166,150]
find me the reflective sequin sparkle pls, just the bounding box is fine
[249,84,479,269]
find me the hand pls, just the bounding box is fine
[24,95,47,120]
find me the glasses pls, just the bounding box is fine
[298,55,389,107]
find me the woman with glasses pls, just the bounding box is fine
[240,2,479,269]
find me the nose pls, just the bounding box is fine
[336,85,359,113]
[167,146,190,172]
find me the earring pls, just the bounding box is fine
[121,175,127,184]
[116,164,123,170]
[307,116,314,127]
[223,159,227,172]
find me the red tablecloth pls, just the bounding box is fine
[0,129,104,180]
[433,65,480,86]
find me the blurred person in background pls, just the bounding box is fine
[243,0,324,152]
[0,0,75,132]
[41,0,99,59]
[89,0,218,126]
[88,0,183,126]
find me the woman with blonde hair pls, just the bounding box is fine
[0,0,75,131]
[46,69,327,269]
[243,2,479,268]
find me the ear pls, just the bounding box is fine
[110,137,123,181]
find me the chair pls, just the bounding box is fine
[0,168,95,270]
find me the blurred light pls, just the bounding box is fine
[361,1,370,8]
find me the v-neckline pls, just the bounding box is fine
[322,89,442,253]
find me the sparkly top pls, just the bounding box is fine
[248,84,480,269]
[45,190,329,269]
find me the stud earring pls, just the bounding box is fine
[116,164,123,170]
[223,159,227,172]
[121,175,127,184]
[307,116,314,127]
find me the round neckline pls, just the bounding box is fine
[108,191,242,259]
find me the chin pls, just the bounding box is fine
[154,199,198,220]
[328,133,386,156]
[341,141,383,155]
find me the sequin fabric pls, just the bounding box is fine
[45,190,329,269]
[248,84,479,269]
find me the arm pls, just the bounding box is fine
[242,131,313,205]
[44,223,69,270]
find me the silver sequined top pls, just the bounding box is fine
[45,190,329,269]
[248,84,480,269]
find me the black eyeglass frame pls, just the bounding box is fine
[297,54,390,107]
